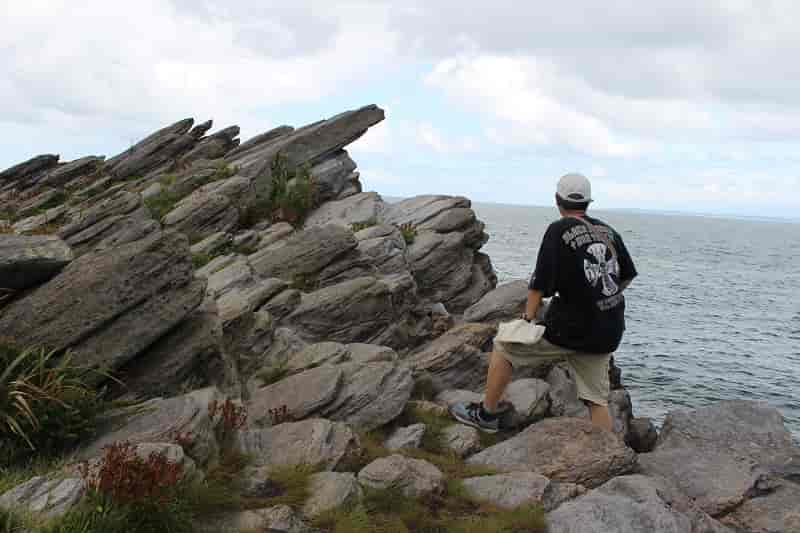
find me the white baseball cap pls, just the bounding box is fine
[556,172,593,203]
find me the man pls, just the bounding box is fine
[451,173,637,433]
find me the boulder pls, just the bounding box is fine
[199,505,317,533]
[637,400,797,517]
[0,234,73,290]
[628,417,658,454]
[190,231,233,256]
[609,388,633,441]
[256,221,295,249]
[463,280,528,323]
[249,224,357,281]
[308,150,359,202]
[546,364,591,418]
[260,288,301,320]
[468,418,637,488]
[547,475,734,533]
[406,323,496,392]
[305,192,385,228]
[503,378,551,427]
[461,472,551,509]
[303,472,362,518]
[385,424,426,451]
[358,455,445,497]
[721,479,800,533]
[0,476,83,520]
[233,419,359,471]
[248,365,344,426]
[78,387,222,466]
[0,231,204,380]
[441,425,481,458]
[16,188,66,218]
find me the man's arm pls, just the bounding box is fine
[524,289,544,321]
[620,278,633,292]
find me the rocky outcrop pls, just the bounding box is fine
[0,154,59,189]
[460,472,552,510]
[358,455,445,497]
[0,234,73,290]
[463,280,528,323]
[637,401,797,517]
[468,418,637,488]
[0,476,84,520]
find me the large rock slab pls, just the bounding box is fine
[384,424,426,451]
[249,224,357,281]
[0,234,73,290]
[39,156,104,188]
[721,479,800,533]
[468,418,637,488]
[637,401,797,517]
[302,472,362,518]
[106,118,200,179]
[309,150,359,202]
[463,280,528,323]
[305,192,385,228]
[0,476,84,520]
[0,154,59,188]
[233,419,359,471]
[406,323,496,392]
[0,231,204,379]
[78,387,222,465]
[248,365,344,426]
[358,455,445,497]
[355,224,408,275]
[461,472,551,509]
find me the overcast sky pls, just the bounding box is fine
[3,1,800,218]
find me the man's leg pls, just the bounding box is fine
[483,349,513,413]
[586,401,613,432]
[567,353,613,432]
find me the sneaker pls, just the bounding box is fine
[449,402,500,434]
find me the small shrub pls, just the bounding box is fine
[350,218,378,233]
[267,405,295,426]
[0,507,27,533]
[35,191,68,212]
[208,398,247,445]
[398,223,417,245]
[241,153,318,229]
[0,345,105,466]
[191,252,212,269]
[143,189,183,222]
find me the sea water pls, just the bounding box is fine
[473,202,800,438]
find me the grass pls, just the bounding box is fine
[241,153,318,229]
[143,189,183,222]
[398,223,418,246]
[0,507,28,532]
[191,253,212,269]
[350,219,378,233]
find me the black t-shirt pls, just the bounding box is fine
[529,215,637,354]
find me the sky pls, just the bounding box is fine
[2,1,800,218]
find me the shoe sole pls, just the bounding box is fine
[449,407,499,434]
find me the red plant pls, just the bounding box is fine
[267,405,294,426]
[208,398,248,432]
[170,430,195,450]
[78,441,183,504]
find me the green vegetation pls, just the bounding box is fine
[143,188,183,222]
[191,252,213,270]
[240,153,318,229]
[290,272,320,293]
[0,345,105,466]
[350,218,378,233]
[0,507,27,532]
[398,223,418,245]
[256,365,290,387]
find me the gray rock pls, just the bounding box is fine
[260,288,301,320]
[441,424,481,458]
[316,248,377,288]
[257,222,295,249]
[303,472,362,518]
[107,118,199,179]
[285,342,351,372]
[39,156,104,188]
[637,400,797,517]
[162,192,238,237]
[463,280,528,323]
[131,442,198,480]
[79,387,222,466]
[0,234,73,290]
[406,231,474,305]
[225,125,294,160]
[199,504,318,533]
[203,257,253,298]
[190,231,233,256]
[16,188,65,218]
[461,472,551,509]
[435,389,483,409]
[547,475,734,533]
[0,154,59,188]
[609,388,633,440]
[358,454,445,497]
[216,279,286,323]
[11,205,67,234]
[468,418,637,488]
[407,323,496,392]
[546,364,591,418]
[305,192,385,228]
[180,125,240,165]
[221,310,274,378]
[308,150,358,202]
[381,195,471,228]
[504,379,551,427]
[347,343,398,364]
[249,224,357,281]
[249,365,344,426]
[317,362,414,431]
[444,252,497,312]
[0,231,204,380]
[628,417,658,453]
[59,190,140,240]
[233,419,359,471]
[0,476,83,519]
[385,424,426,451]
[721,479,800,533]
[355,224,407,275]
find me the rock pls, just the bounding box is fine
[441,425,481,457]
[249,224,357,281]
[461,472,550,509]
[16,188,66,218]
[308,150,359,202]
[0,231,204,381]
[221,310,275,378]
[0,234,73,290]
[249,365,344,426]
[162,192,238,237]
[200,505,318,533]
[445,252,497,312]
[385,424,426,451]
[316,362,414,431]
[316,248,377,288]
[303,472,362,518]
[346,343,398,364]
[721,479,800,533]
[542,482,587,512]
[225,125,294,160]
[355,224,408,275]
[285,342,351,372]
[78,387,222,466]
[546,364,591,418]
[406,231,474,305]
[0,476,83,519]
[11,205,67,234]
[408,400,449,418]
[233,419,359,471]
[381,195,471,228]
[216,279,286,323]
[358,455,445,497]
[503,378,551,427]
[106,118,199,179]
[434,389,483,409]
[131,442,198,480]
[468,418,637,488]
[180,126,241,165]
[628,417,658,453]
[257,222,295,248]
[287,275,424,348]
[39,156,104,188]
[190,231,233,256]
[260,288,301,320]
[407,323,496,392]
[463,280,528,323]
[609,388,633,440]
[0,154,59,188]
[637,400,797,517]
[305,192,385,228]
[547,475,734,533]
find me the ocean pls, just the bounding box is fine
[472,202,800,439]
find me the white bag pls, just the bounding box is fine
[495,319,546,345]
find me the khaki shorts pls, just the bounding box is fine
[495,337,611,407]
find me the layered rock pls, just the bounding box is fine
[0,234,73,290]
